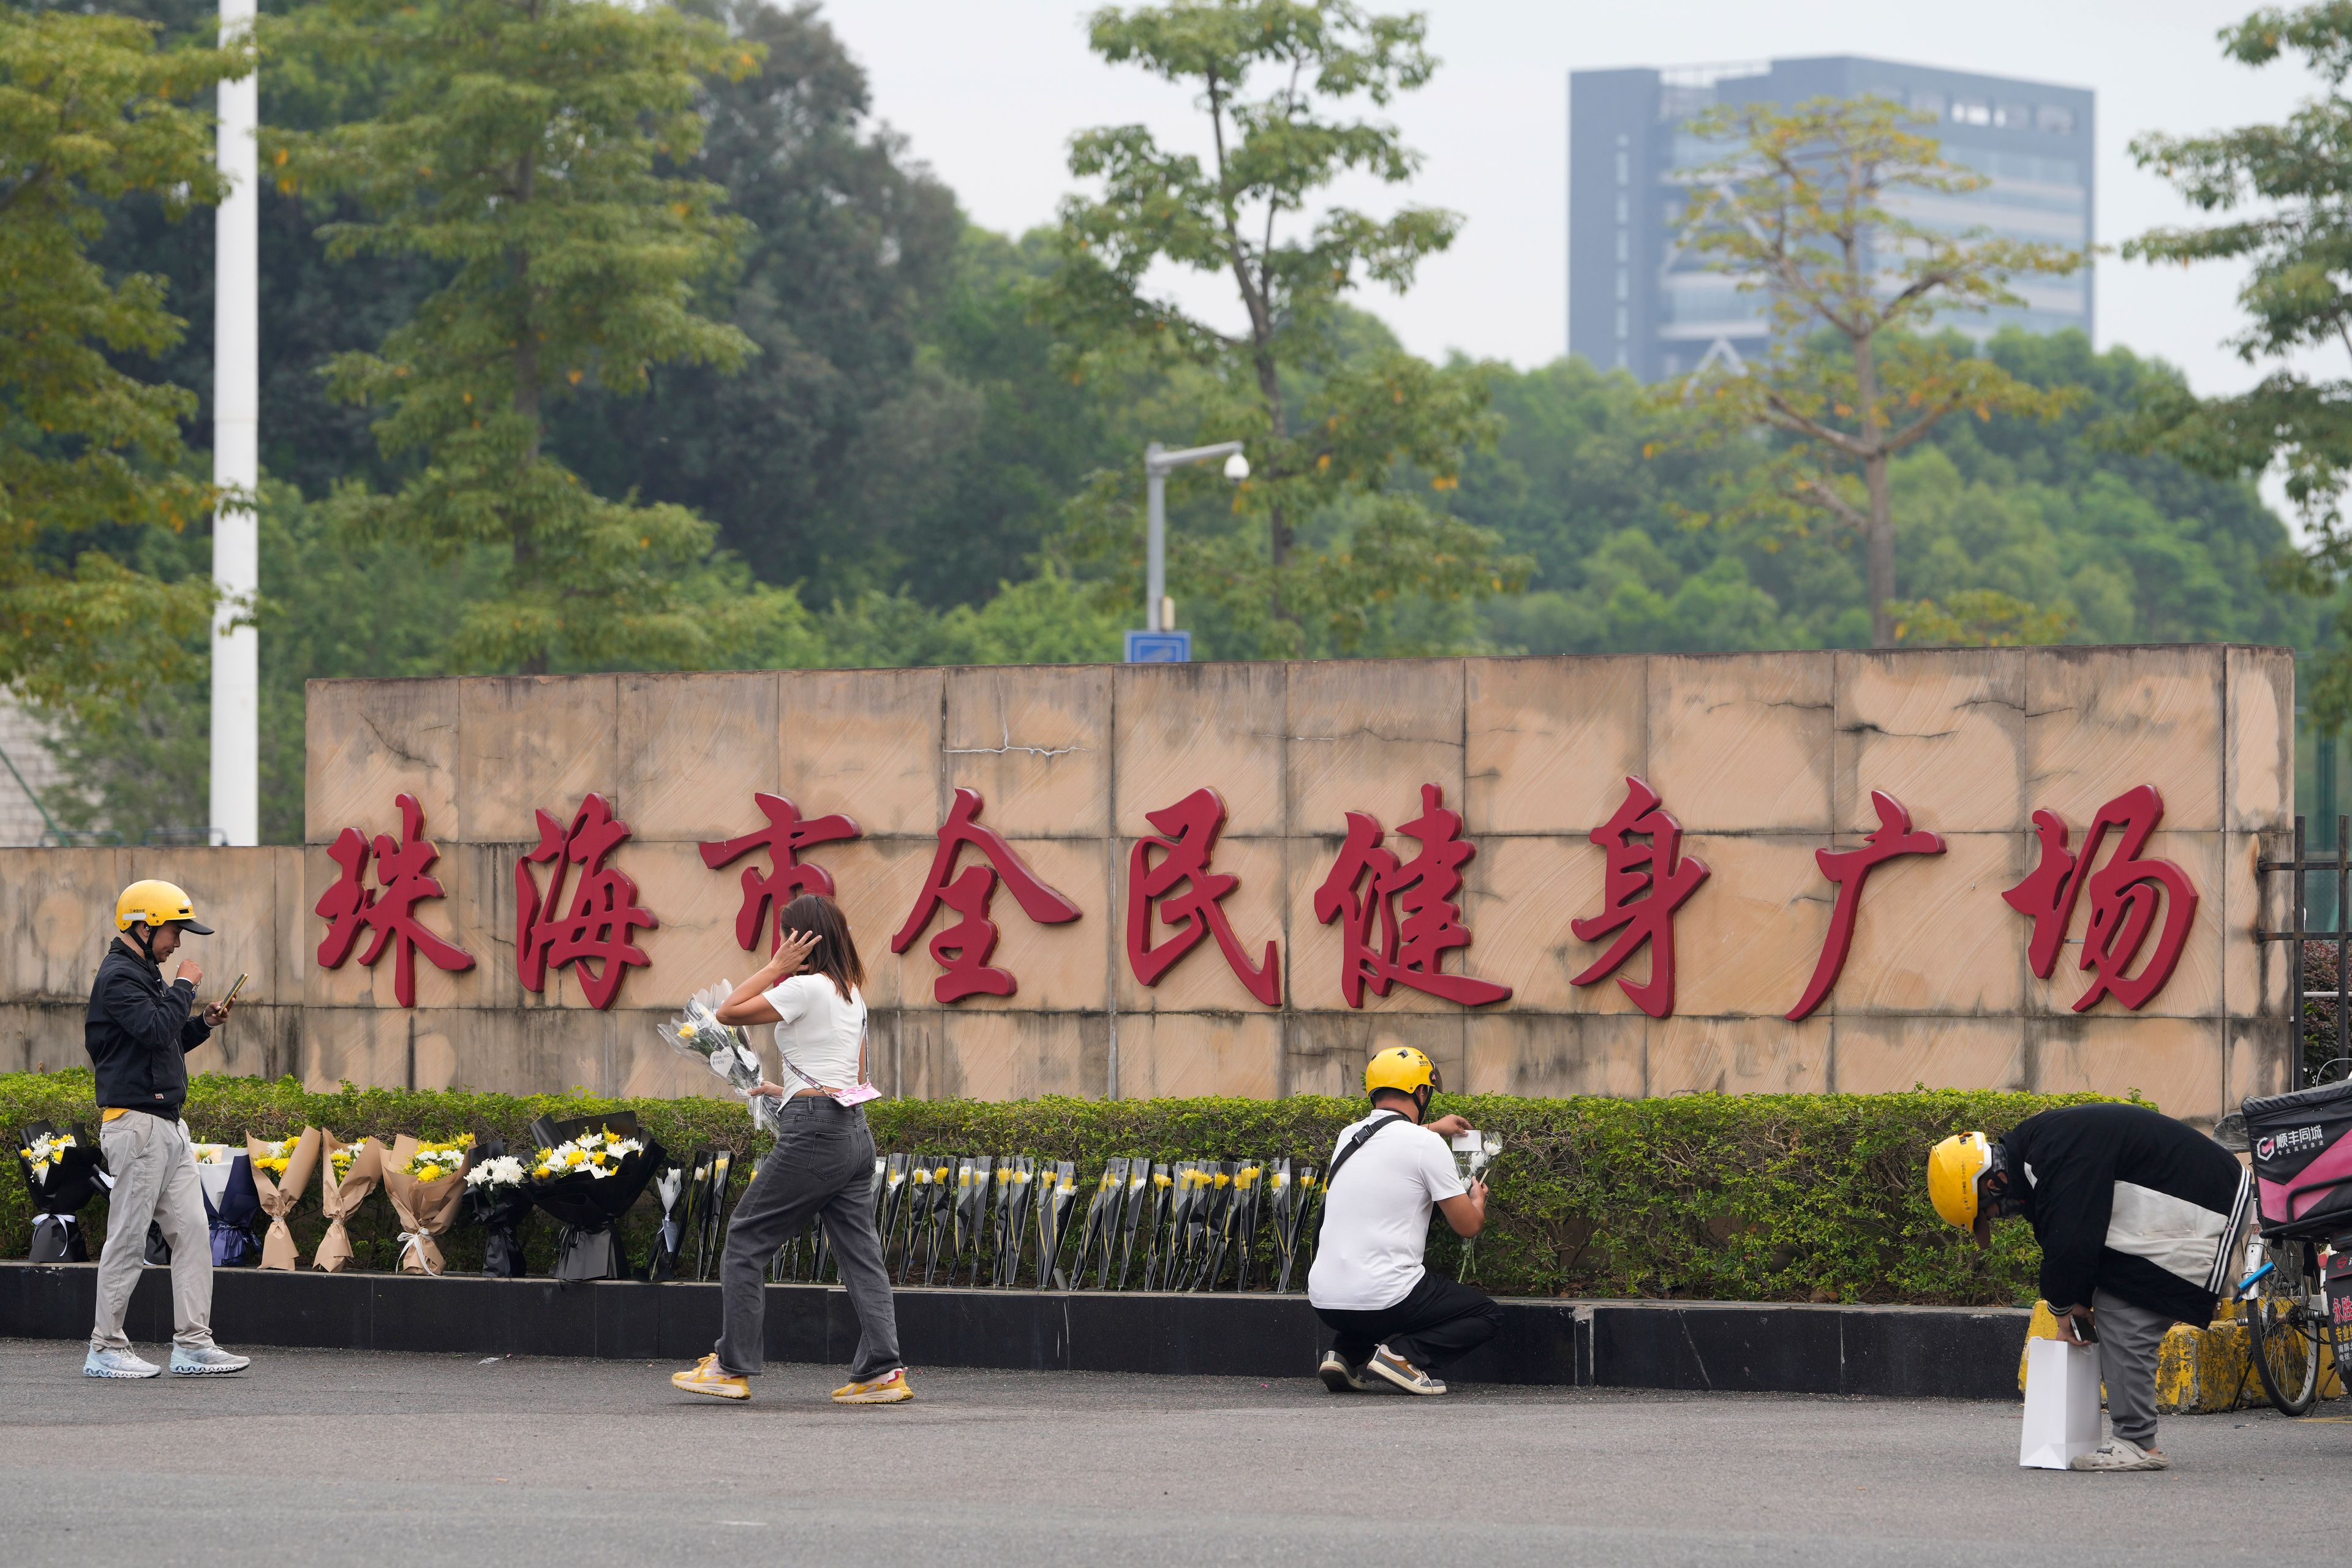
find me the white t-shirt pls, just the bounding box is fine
[1306,1112,1468,1311]
[760,975,867,1090]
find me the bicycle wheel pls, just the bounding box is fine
[2247,1238,2323,1416]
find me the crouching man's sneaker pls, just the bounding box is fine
[831,1367,913,1404]
[83,1346,160,1379]
[672,1354,750,1401]
[170,1344,250,1376]
[2070,1437,2169,1472]
[1317,1350,1366,1393]
[1363,1344,1447,1395]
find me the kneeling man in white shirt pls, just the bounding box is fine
[1308,1046,1501,1395]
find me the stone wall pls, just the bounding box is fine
[0,646,2297,1120]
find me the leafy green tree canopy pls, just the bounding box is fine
[1665,96,2089,646]
[0,9,250,722]
[274,0,776,674]
[1041,0,1526,655]
[2126,2,2352,726]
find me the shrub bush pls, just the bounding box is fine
[2,1069,2117,1303]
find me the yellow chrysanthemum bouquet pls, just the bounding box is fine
[526,1115,665,1281]
[312,1131,384,1273]
[383,1134,477,1275]
[243,1128,322,1269]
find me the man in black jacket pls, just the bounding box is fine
[1930,1102,2253,1472]
[83,879,251,1379]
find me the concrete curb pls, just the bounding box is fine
[0,1261,2032,1398]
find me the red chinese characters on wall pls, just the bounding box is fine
[2003,783,2198,1012]
[314,792,477,1007]
[1126,786,1280,1006]
[1312,783,1510,1009]
[1784,790,1945,1022]
[699,792,861,953]
[515,793,657,1011]
[1570,777,1708,1019]
[892,786,1082,1003]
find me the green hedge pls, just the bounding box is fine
[2,1069,2116,1303]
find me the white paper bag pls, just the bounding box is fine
[2018,1336,2101,1469]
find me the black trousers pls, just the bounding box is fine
[1315,1272,1502,1371]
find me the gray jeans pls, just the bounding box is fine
[2091,1287,2173,1447]
[91,1112,215,1352]
[712,1098,900,1381]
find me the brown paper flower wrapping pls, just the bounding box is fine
[382,1134,470,1275]
[311,1133,383,1272]
[247,1128,322,1270]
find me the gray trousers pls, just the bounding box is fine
[91,1112,215,1352]
[712,1098,900,1381]
[2091,1287,2172,1447]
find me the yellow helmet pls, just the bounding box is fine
[1927,1132,1994,1229]
[115,880,213,935]
[1365,1046,1441,1099]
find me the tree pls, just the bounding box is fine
[274,0,779,674]
[1665,96,2089,646]
[2125,3,2352,726]
[0,9,251,722]
[1039,0,1526,655]
[544,0,974,606]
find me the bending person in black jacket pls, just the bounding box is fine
[1929,1102,2253,1472]
[83,880,251,1379]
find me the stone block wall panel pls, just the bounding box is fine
[0,646,2296,1120]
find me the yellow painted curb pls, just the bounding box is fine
[2017,1298,2345,1413]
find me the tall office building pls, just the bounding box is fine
[1568,57,2094,381]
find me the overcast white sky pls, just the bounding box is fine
[825,0,2328,398]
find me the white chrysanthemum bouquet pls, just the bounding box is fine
[657,981,782,1135]
[531,1127,644,1182]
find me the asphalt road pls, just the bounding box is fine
[3,1337,2346,1566]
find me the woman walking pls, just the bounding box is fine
[670,894,911,1405]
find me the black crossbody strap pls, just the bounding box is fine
[1324,1112,1410,1189]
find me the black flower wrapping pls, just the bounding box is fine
[14,1122,105,1263]
[463,1136,537,1278]
[526,1112,666,1281]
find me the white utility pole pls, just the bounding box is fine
[1142,440,1249,632]
[210,0,260,846]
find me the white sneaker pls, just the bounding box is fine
[1317,1350,1366,1392]
[1363,1343,1447,1395]
[2070,1437,2169,1472]
[84,1346,161,1379]
[169,1344,251,1376]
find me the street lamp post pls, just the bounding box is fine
[210,0,260,846]
[1142,439,1249,635]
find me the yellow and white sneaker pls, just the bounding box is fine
[671,1354,750,1401]
[831,1366,913,1404]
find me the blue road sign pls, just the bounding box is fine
[1124,629,1193,664]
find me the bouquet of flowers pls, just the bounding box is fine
[244,1128,322,1270]
[188,1144,261,1267]
[657,982,783,1136]
[1136,1164,1176,1290]
[1270,1162,1320,1292]
[1071,1158,1124,1290]
[312,1133,384,1272]
[1112,1156,1153,1290]
[646,1161,687,1282]
[527,1112,665,1281]
[15,1123,106,1263]
[1450,1133,1499,1281]
[383,1134,475,1275]
[1034,1161,1080,1289]
[1229,1161,1266,1291]
[462,1142,533,1277]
